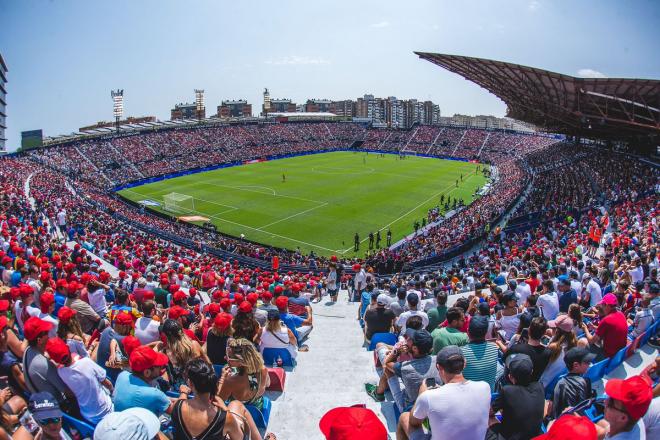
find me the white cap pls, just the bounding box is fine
[376,293,391,306]
[94,407,160,440]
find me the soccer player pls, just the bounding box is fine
[386,229,392,247]
[354,233,360,252]
[282,173,286,183]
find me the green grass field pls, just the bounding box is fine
[118,152,487,257]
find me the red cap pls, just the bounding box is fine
[214,313,233,330]
[238,301,253,314]
[533,414,597,440]
[0,300,9,312]
[122,336,142,357]
[45,338,71,364]
[189,288,197,297]
[19,284,33,298]
[129,346,169,373]
[57,306,77,324]
[605,375,653,420]
[40,292,55,313]
[275,295,288,311]
[24,317,54,341]
[274,285,283,295]
[262,291,273,301]
[599,293,618,306]
[118,271,127,279]
[168,306,188,320]
[173,290,187,302]
[352,264,361,271]
[319,407,387,440]
[114,311,134,327]
[143,290,155,301]
[99,272,111,283]
[233,293,244,304]
[207,303,221,316]
[246,292,258,305]
[0,316,7,331]
[219,298,231,310]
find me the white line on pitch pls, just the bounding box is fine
[257,202,329,229]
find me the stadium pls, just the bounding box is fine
[1,2,659,440]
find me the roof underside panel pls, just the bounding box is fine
[415,52,660,140]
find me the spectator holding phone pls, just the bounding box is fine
[551,347,596,418]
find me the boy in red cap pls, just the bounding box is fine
[46,338,114,424]
[23,317,75,407]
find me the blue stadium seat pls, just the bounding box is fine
[584,358,610,383]
[213,364,225,377]
[262,348,295,367]
[367,332,398,351]
[246,395,272,428]
[62,413,96,439]
[605,345,628,374]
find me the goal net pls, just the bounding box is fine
[163,192,195,214]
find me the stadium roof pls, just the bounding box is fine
[415,52,660,141]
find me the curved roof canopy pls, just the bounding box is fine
[415,52,660,140]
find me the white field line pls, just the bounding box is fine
[339,169,479,254]
[198,181,326,205]
[258,202,329,229]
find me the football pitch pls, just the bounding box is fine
[118,151,487,257]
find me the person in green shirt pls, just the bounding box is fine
[426,290,448,332]
[431,307,468,354]
[153,282,170,308]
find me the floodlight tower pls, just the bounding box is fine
[195,89,205,122]
[111,89,124,133]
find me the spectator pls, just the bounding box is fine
[232,301,262,345]
[537,280,560,321]
[541,314,578,387]
[396,293,429,334]
[496,291,521,341]
[488,353,545,440]
[134,300,161,345]
[205,312,234,365]
[64,282,100,335]
[22,318,75,410]
[113,345,187,415]
[259,309,298,361]
[461,315,500,391]
[535,414,597,440]
[319,406,387,440]
[580,293,628,360]
[600,376,653,439]
[551,347,596,418]
[389,329,439,412]
[581,273,603,308]
[431,307,468,355]
[557,278,578,313]
[93,407,161,440]
[45,338,113,424]
[388,287,408,317]
[364,293,396,341]
[255,291,276,326]
[502,317,551,387]
[26,392,71,440]
[425,290,448,332]
[629,294,654,338]
[275,296,312,348]
[217,338,270,411]
[57,306,93,359]
[398,345,491,440]
[36,292,58,338]
[160,319,208,389]
[96,311,133,383]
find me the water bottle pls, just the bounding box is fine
[272,358,277,368]
[276,355,283,367]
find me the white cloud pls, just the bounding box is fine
[577,68,607,78]
[370,21,390,28]
[265,56,331,66]
[528,1,540,11]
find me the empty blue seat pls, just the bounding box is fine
[584,358,610,383]
[246,395,272,428]
[62,413,96,439]
[262,348,295,367]
[367,332,398,351]
[605,345,628,374]
[213,364,225,377]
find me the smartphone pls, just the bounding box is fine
[19,410,40,435]
[425,377,436,388]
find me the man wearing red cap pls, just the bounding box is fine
[22,317,76,409]
[45,338,114,424]
[113,346,189,416]
[598,375,653,438]
[276,296,312,349]
[37,292,59,338]
[135,301,161,345]
[580,293,629,360]
[14,283,40,331]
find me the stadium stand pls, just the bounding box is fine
[0,119,657,439]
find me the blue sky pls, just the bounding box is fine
[1,0,659,151]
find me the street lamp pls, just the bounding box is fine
[111,89,124,133]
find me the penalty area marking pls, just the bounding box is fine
[311,166,375,175]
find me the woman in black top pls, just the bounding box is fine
[171,359,247,440]
[204,313,233,366]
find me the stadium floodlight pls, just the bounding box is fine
[111,89,124,133]
[195,89,205,122]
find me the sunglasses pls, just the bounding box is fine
[39,417,61,425]
[606,398,628,415]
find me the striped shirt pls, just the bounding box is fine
[461,342,500,391]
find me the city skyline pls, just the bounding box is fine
[1,0,659,151]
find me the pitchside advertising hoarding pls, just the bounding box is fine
[21,130,43,150]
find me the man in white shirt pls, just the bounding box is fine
[134,301,161,345]
[46,338,114,424]
[629,258,645,285]
[569,271,583,296]
[87,279,109,317]
[396,293,429,333]
[537,280,560,320]
[353,265,367,302]
[37,292,59,338]
[14,285,41,331]
[398,345,491,440]
[582,273,603,307]
[515,275,532,307]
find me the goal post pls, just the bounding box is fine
[163,192,195,213]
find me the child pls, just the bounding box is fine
[551,347,596,418]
